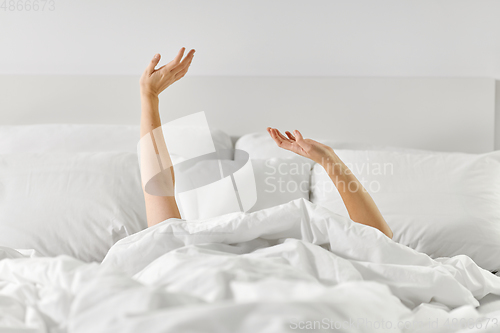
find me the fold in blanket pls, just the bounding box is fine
[1,198,500,333]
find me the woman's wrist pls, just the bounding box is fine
[140,92,160,116]
[140,89,159,102]
[320,152,348,176]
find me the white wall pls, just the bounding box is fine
[1,75,494,152]
[1,0,499,77]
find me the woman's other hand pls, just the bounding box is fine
[267,127,337,167]
[140,47,195,98]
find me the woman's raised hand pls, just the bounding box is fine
[140,47,195,97]
[267,127,337,166]
[268,127,393,239]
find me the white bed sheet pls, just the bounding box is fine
[1,199,500,333]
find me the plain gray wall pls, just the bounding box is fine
[0,75,494,153]
[0,0,499,78]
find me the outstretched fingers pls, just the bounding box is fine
[145,54,161,75]
[293,130,312,151]
[268,128,290,150]
[293,130,304,142]
[267,127,282,146]
[173,49,195,79]
[275,129,291,143]
[167,47,186,68]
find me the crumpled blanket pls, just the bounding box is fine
[1,199,500,333]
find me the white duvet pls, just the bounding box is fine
[1,199,500,333]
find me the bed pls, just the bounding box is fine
[1,76,500,332]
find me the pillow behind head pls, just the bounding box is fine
[173,156,312,219]
[247,158,312,213]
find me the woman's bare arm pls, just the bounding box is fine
[267,128,393,239]
[139,48,195,227]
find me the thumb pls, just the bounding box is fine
[146,54,161,74]
[294,130,312,151]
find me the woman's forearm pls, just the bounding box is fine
[323,154,393,239]
[140,93,181,227]
[140,93,161,142]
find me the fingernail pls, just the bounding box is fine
[155,54,160,59]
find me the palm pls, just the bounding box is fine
[267,127,334,165]
[140,47,195,97]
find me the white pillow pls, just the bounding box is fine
[174,159,243,220]
[172,156,312,219]
[0,152,146,262]
[0,124,233,157]
[310,149,500,271]
[247,158,312,213]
